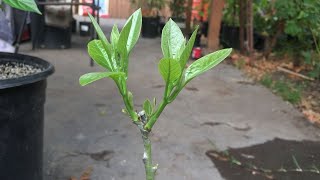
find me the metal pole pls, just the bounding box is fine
[15,11,29,53]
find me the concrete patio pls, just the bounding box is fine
[20,18,320,180]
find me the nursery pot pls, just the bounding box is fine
[142,16,159,38]
[219,24,240,49]
[0,53,54,180]
[79,21,91,37]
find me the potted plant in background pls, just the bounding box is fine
[0,1,54,180]
[130,0,165,38]
[169,0,186,30]
[188,0,210,49]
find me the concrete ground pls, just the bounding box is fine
[20,18,320,180]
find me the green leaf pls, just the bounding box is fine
[285,20,302,36]
[79,72,125,86]
[177,39,186,60]
[88,13,112,59]
[143,99,152,116]
[111,25,120,48]
[126,8,142,53]
[3,0,41,14]
[184,48,232,84]
[88,40,113,71]
[158,58,182,85]
[161,19,185,59]
[118,17,133,71]
[179,27,199,68]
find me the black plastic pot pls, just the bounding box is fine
[79,21,91,37]
[201,21,208,37]
[142,16,159,38]
[219,24,240,49]
[0,53,54,180]
[219,24,266,50]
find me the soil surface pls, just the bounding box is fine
[206,138,320,180]
[0,61,43,80]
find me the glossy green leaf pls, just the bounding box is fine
[88,13,112,59]
[117,17,132,54]
[111,25,120,48]
[179,26,199,68]
[158,58,182,85]
[3,0,41,14]
[184,48,232,85]
[126,8,142,52]
[143,99,152,116]
[79,72,125,86]
[177,39,186,60]
[118,17,133,71]
[161,19,185,59]
[88,40,113,71]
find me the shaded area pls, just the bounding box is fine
[207,138,320,180]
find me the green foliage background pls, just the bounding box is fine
[223,0,320,78]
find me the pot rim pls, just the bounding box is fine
[0,52,55,89]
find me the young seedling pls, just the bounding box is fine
[79,9,232,180]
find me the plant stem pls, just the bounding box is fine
[144,100,167,131]
[123,94,138,121]
[140,130,157,180]
[116,79,138,122]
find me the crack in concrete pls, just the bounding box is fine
[201,121,252,131]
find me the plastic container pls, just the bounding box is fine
[192,47,202,59]
[0,52,54,180]
[142,16,159,38]
[79,21,91,37]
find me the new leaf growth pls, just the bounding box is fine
[79,9,232,180]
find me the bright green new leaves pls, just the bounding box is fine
[86,9,142,75]
[88,13,111,52]
[111,25,120,48]
[118,9,142,55]
[184,48,232,85]
[79,72,125,86]
[161,19,185,59]
[117,18,133,71]
[81,9,233,132]
[118,18,132,54]
[88,40,113,71]
[179,26,199,68]
[158,58,182,85]
[143,99,153,116]
[125,9,142,53]
[177,39,186,61]
[3,0,41,14]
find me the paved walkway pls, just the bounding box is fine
[21,19,319,180]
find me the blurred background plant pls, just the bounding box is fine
[130,0,166,17]
[169,0,186,19]
[222,0,320,79]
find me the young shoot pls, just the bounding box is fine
[79,9,232,180]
